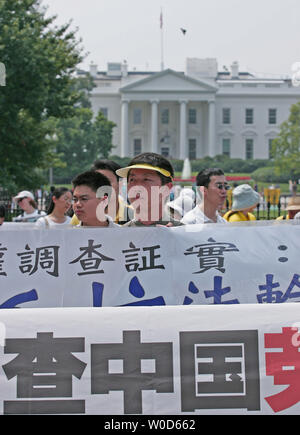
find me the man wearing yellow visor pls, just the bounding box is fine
[116,152,181,227]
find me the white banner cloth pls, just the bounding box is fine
[0,220,299,308]
[0,303,300,414]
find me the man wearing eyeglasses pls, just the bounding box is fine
[181,168,228,224]
[72,171,120,227]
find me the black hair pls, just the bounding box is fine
[46,187,72,215]
[72,170,111,192]
[128,152,174,185]
[196,168,225,188]
[91,159,121,181]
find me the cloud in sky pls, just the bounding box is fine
[44,0,300,76]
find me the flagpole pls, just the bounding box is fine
[160,8,164,71]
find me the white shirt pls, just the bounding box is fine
[35,215,72,228]
[181,205,227,224]
[13,209,46,223]
[76,215,120,228]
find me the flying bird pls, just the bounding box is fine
[180,28,187,35]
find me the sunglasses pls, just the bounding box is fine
[215,183,231,191]
[17,197,26,204]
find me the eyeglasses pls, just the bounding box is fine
[214,183,231,191]
[72,196,96,204]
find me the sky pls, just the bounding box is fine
[43,0,300,77]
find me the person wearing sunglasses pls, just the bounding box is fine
[181,168,228,224]
[13,190,46,223]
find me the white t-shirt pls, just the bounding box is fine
[76,215,120,228]
[35,215,72,228]
[181,206,227,224]
[294,211,300,220]
[13,209,46,223]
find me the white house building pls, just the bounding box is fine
[79,58,300,160]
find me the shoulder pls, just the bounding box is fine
[223,211,241,222]
[181,207,198,224]
[35,216,47,227]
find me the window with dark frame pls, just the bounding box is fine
[222,108,231,124]
[245,108,254,124]
[133,138,142,156]
[245,138,254,159]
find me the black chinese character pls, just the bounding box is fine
[184,238,239,274]
[70,239,115,275]
[180,330,260,412]
[17,244,59,277]
[122,242,165,272]
[3,332,86,414]
[91,330,173,414]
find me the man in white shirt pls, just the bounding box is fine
[181,168,228,224]
[72,171,119,227]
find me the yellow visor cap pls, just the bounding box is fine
[116,164,173,180]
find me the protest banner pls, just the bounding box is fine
[0,220,299,308]
[0,303,300,414]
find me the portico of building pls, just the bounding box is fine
[119,69,218,159]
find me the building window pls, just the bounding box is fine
[268,138,274,159]
[133,108,142,125]
[161,108,169,124]
[189,139,197,160]
[133,138,142,156]
[245,138,254,159]
[268,109,277,124]
[222,138,231,157]
[245,108,254,124]
[100,107,108,118]
[222,108,231,124]
[188,108,197,124]
[161,147,169,157]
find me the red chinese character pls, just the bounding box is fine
[265,327,300,413]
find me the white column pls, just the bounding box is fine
[150,100,159,153]
[208,100,216,157]
[179,100,187,160]
[121,99,129,157]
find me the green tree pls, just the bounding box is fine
[53,108,116,183]
[0,0,83,192]
[271,101,300,179]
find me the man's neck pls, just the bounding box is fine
[199,202,218,222]
[82,218,109,227]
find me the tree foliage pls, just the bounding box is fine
[0,0,83,192]
[53,109,116,184]
[271,101,300,180]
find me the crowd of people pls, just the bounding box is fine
[1,152,300,227]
